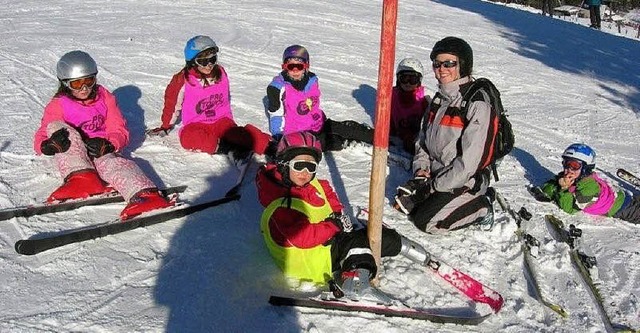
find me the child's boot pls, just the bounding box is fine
[120,189,173,220]
[47,170,111,202]
[340,268,393,305]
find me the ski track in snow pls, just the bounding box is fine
[0,0,639,332]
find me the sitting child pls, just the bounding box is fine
[266,45,373,151]
[148,35,274,162]
[390,57,429,155]
[255,131,429,301]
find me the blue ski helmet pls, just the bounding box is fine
[184,35,219,62]
[562,143,596,176]
[282,45,309,64]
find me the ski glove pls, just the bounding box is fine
[327,212,354,233]
[85,137,115,158]
[146,125,173,137]
[40,128,71,156]
[394,177,432,215]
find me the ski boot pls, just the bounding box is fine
[399,237,430,265]
[120,189,173,220]
[47,170,111,203]
[339,268,393,305]
[474,194,495,231]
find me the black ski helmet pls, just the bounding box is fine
[430,37,473,78]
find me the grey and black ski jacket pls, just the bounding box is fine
[412,76,494,195]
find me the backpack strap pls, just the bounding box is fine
[459,78,502,182]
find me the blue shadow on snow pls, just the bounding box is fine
[153,167,302,332]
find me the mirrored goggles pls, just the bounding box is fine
[195,54,217,67]
[64,75,96,90]
[289,160,318,173]
[432,60,458,69]
[563,159,583,171]
[282,62,308,72]
[399,74,421,85]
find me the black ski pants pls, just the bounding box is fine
[614,195,640,224]
[331,227,402,277]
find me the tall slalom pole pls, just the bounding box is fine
[368,0,398,283]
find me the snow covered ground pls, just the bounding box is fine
[0,0,639,332]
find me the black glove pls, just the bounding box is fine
[396,177,430,198]
[40,128,71,156]
[85,137,115,158]
[394,177,432,215]
[327,212,353,233]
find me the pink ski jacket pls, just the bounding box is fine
[34,86,129,154]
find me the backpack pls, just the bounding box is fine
[460,78,515,182]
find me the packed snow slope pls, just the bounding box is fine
[0,0,639,332]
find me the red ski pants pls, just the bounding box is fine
[179,118,271,154]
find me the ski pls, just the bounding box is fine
[617,168,640,189]
[14,193,240,256]
[0,185,188,222]
[424,256,504,313]
[495,192,568,317]
[354,205,503,313]
[545,215,637,332]
[269,294,491,325]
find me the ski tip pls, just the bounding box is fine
[14,240,36,256]
[490,295,505,314]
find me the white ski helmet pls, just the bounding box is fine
[56,51,98,80]
[562,143,596,175]
[396,57,424,77]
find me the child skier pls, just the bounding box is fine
[540,143,640,224]
[256,131,429,301]
[265,45,374,151]
[34,50,173,220]
[390,57,429,155]
[147,35,274,161]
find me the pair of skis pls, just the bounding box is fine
[495,191,569,317]
[12,156,254,255]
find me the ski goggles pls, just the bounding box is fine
[64,75,96,91]
[195,54,217,67]
[563,159,583,171]
[432,60,458,69]
[282,62,308,72]
[398,74,421,85]
[289,160,318,173]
